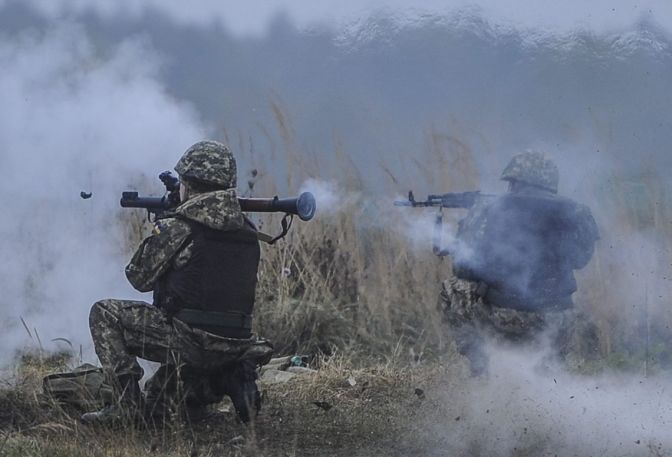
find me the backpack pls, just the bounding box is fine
[42,363,114,410]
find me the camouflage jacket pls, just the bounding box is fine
[125,190,246,292]
[453,187,599,302]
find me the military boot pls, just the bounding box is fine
[221,361,261,423]
[81,375,144,425]
[143,364,179,423]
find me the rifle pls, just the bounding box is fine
[393,190,482,209]
[121,171,316,244]
[394,190,488,256]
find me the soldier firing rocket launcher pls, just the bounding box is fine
[394,190,490,255]
[121,171,316,243]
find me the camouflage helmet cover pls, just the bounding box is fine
[501,151,559,193]
[175,140,237,188]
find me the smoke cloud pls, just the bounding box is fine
[430,343,672,456]
[0,24,204,363]
[299,178,355,217]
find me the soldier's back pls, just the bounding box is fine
[454,188,598,308]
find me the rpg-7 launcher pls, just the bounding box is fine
[394,190,489,256]
[121,171,316,244]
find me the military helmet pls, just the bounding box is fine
[501,151,559,193]
[175,140,237,188]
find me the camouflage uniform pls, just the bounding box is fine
[85,141,272,423]
[439,278,587,375]
[90,304,272,379]
[439,152,599,375]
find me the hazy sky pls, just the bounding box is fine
[4,0,671,36]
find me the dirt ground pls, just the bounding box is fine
[3,352,671,457]
[0,355,465,457]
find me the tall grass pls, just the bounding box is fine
[121,104,672,369]
[244,108,467,361]
[237,105,672,370]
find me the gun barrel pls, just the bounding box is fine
[393,200,439,207]
[120,190,317,221]
[120,192,171,209]
[394,191,484,209]
[239,192,316,221]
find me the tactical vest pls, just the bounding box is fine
[155,219,260,338]
[455,191,588,311]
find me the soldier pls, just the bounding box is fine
[438,151,599,376]
[82,140,273,424]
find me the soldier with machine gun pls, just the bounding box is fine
[396,151,599,376]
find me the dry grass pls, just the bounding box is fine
[0,351,465,457]
[245,106,672,372]
[253,205,449,361]
[3,105,672,455]
[112,103,672,369]
[244,110,480,363]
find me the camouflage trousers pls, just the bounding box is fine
[89,299,273,407]
[438,278,598,375]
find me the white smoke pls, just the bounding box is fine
[0,25,205,364]
[431,344,672,456]
[299,178,358,216]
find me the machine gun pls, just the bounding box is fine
[394,190,489,256]
[393,190,482,210]
[121,171,316,244]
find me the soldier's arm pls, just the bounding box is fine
[125,218,192,292]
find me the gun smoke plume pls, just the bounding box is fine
[296,181,463,257]
[299,179,355,217]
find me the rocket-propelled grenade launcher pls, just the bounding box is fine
[393,190,488,256]
[121,171,316,243]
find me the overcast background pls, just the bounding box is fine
[3,0,672,35]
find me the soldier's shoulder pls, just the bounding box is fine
[540,193,594,217]
[559,197,596,222]
[151,217,193,237]
[465,193,497,214]
[574,202,599,238]
[461,194,500,226]
[574,201,594,217]
[555,197,599,239]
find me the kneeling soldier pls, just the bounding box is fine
[82,140,272,424]
[439,152,599,376]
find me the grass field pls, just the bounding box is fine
[2,108,672,456]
